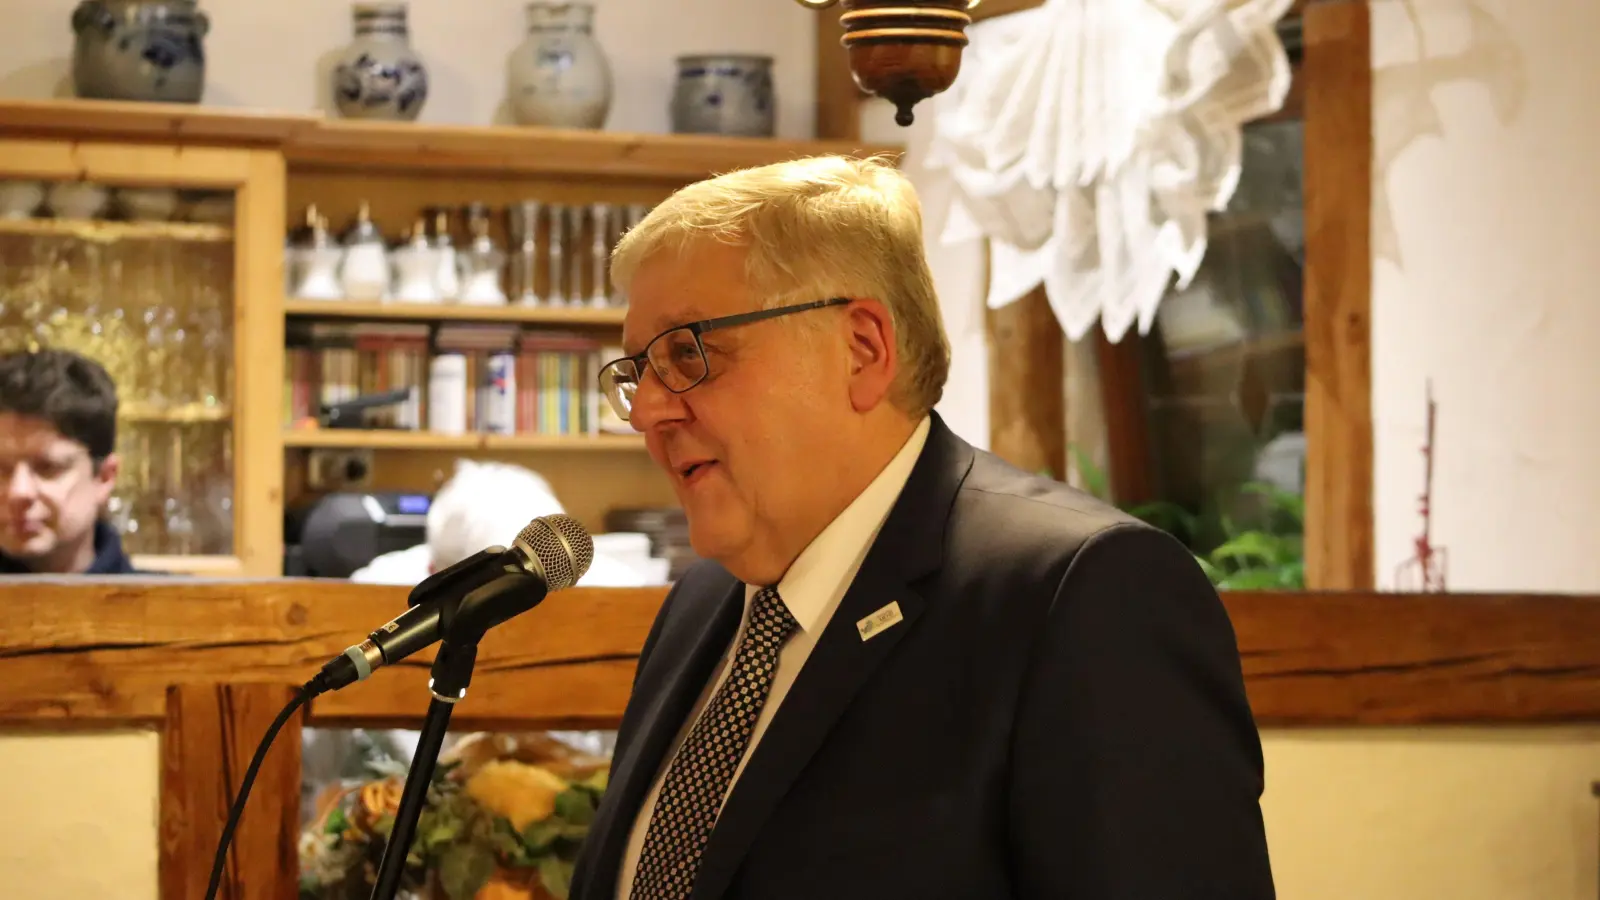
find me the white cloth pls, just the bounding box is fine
[615,416,931,900]
[924,0,1294,342]
[349,542,663,588]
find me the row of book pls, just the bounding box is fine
[284,321,630,435]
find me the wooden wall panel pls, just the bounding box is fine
[813,9,862,141]
[986,288,1065,480]
[1302,0,1375,589]
[160,683,303,900]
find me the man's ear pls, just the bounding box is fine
[843,298,898,413]
[93,453,119,508]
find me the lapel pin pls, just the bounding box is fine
[856,601,904,642]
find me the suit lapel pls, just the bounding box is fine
[585,573,745,900]
[689,415,975,900]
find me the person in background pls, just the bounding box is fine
[349,458,655,587]
[0,348,137,575]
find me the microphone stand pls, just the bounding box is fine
[368,571,535,900]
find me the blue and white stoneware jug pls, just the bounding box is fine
[330,1,429,121]
[71,0,208,103]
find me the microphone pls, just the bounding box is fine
[308,513,593,697]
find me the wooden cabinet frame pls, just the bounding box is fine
[0,99,899,579]
[0,139,286,576]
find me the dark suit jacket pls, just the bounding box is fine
[572,414,1274,900]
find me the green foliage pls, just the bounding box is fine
[300,762,611,900]
[1066,445,1305,590]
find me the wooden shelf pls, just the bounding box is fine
[286,118,901,178]
[0,97,317,144]
[130,554,246,576]
[122,402,233,424]
[0,98,904,181]
[0,217,231,243]
[283,300,626,327]
[282,430,644,451]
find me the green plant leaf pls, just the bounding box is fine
[539,856,576,899]
[437,842,496,900]
[1210,531,1284,567]
[522,819,564,854]
[421,818,462,850]
[1068,444,1111,501]
[323,807,349,836]
[553,788,597,825]
[1194,554,1224,585]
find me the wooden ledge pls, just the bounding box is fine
[0,98,904,180]
[0,96,318,145]
[1230,590,1600,725]
[2,579,1599,729]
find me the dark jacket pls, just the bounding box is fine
[570,413,1275,900]
[0,520,140,575]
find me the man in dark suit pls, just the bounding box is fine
[574,155,1275,900]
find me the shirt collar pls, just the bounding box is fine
[750,415,931,634]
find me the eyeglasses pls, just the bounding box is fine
[598,297,850,422]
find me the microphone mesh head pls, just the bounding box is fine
[515,513,594,590]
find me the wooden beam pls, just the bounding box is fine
[160,683,303,900]
[1094,330,1158,506]
[5,581,1600,727]
[986,287,1066,479]
[813,6,863,141]
[1232,591,1600,725]
[1302,0,1374,590]
[0,579,660,728]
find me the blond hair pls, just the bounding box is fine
[609,154,951,417]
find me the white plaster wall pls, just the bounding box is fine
[0,730,160,900]
[1262,727,1600,900]
[1369,0,1600,592]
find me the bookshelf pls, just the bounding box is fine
[0,97,901,570]
[283,299,627,327]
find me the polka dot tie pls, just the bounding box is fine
[628,585,799,900]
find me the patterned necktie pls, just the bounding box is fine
[628,585,799,900]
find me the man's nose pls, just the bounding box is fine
[626,366,689,433]
[4,464,40,504]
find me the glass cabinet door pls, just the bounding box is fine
[0,210,237,560]
[0,140,282,575]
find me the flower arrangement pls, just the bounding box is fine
[299,733,610,900]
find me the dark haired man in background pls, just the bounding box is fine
[0,348,136,575]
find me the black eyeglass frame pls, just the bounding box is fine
[599,297,851,408]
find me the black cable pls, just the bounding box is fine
[202,680,315,900]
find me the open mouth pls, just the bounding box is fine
[679,460,718,484]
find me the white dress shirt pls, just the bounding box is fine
[615,415,931,899]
